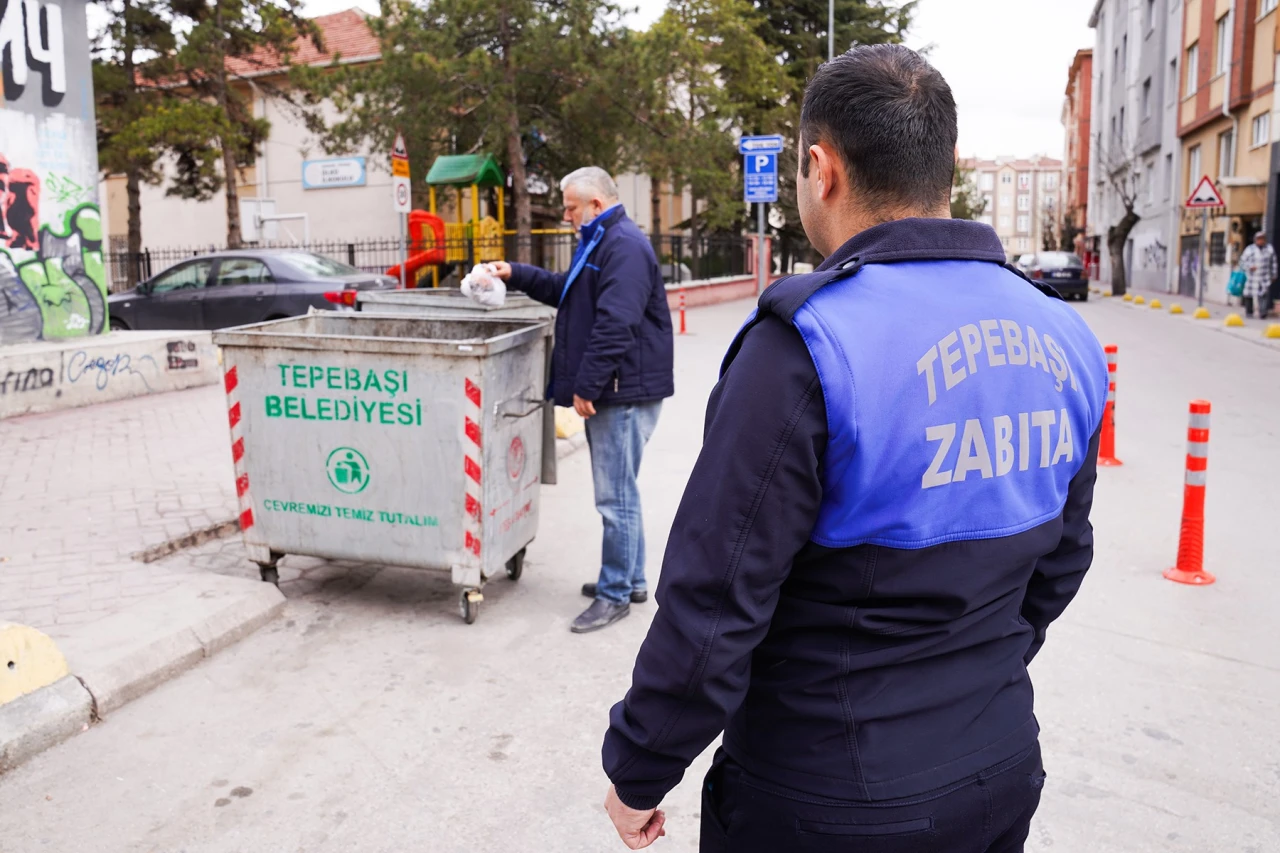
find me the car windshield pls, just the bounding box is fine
[276,252,362,278]
[1037,252,1084,269]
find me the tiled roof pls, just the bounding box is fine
[964,156,1064,171]
[224,8,380,78]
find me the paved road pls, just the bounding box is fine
[0,385,238,636]
[2,297,1277,853]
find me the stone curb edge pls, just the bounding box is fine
[0,576,285,776]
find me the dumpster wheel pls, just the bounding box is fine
[258,565,280,586]
[460,588,483,624]
[506,548,526,581]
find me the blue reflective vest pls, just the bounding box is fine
[792,259,1109,550]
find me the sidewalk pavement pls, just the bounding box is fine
[1095,284,1280,351]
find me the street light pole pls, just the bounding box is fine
[828,0,834,60]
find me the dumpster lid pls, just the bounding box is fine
[426,154,505,188]
[211,311,550,358]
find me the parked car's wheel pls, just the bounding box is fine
[109,316,129,331]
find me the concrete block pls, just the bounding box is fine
[60,573,284,718]
[0,676,93,774]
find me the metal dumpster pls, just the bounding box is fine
[356,288,555,321]
[211,311,553,623]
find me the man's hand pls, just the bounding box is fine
[574,394,597,419]
[604,786,666,849]
[487,261,513,280]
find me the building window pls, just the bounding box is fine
[1264,0,1279,15]
[1017,194,1031,211]
[999,215,1012,229]
[1145,0,1156,31]
[1121,35,1127,71]
[983,193,993,210]
[1000,194,1011,209]
[1016,215,1030,233]
[1188,144,1201,192]
[1142,78,1152,118]
[1210,232,1227,265]
[1215,17,1229,76]
[1168,58,1178,103]
[1017,237,1029,251]
[1219,129,1234,177]
[1018,173,1031,189]
[1165,152,1173,199]
[1186,44,1199,94]
[1001,174,1012,184]
[980,173,994,190]
[1119,107,1125,140]
[1000,236,1010,248]
[1252,112,1270,148]
[1042,173,1058,191]
[979,215,993,227]
[1146,163,1155,203]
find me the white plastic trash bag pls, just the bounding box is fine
[461,263,506,307]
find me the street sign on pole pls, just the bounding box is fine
[739,134,785,155]
[1185,175,1224,208]
[744,153,778,204]
[391,133,411,289]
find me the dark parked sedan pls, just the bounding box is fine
[1022,251,1089,301]
[108,250,397,331]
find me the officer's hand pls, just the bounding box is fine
[574,394,597,419]
[604,785,666,849]
[487,261,513,280]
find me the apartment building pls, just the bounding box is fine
[1063,49,1094,258]
[1088,0,1184,293]
[961,156,1063,257]
[1176,0,1277,302]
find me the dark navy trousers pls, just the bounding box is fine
[699,744,1045,853]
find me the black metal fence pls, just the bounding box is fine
[104,232,778,293]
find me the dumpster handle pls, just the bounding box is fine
[498,398,544,420]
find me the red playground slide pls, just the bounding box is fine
[386,210,447,284]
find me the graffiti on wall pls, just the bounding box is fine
[0,0,104,346]
[1140,240,1168,272]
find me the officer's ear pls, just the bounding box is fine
[807,142,841,203]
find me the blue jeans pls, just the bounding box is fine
[584,401,662,605]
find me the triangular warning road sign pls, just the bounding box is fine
[392,133,408,161]
[1185,175,1224,208]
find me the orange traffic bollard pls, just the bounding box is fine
[1097,345,1122,466]
[679,286,687,335]
[1164,400,1215,586]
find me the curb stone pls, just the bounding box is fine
[0,574,283,775]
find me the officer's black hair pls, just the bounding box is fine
[800,44,958,212]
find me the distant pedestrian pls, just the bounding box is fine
[598,44,1109,852]
[489,167,674,634]
[1240,231,1276,318]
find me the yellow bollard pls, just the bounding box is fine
[1265,323,1280,339]
[1193,307,1211,319]
[1170,304,1184,314]
[1122,293,1134,302]
[1225,313,1245,327]
[1134,295,1146,305]
[1150,299,1162,309]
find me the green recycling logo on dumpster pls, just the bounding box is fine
[326,447,371,494]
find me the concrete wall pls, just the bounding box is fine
[0,331,219,419]
[0,0,105,346]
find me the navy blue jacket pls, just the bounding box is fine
[508,207,674,408]
[602,219,1104,808]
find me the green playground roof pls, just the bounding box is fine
[425,154,505,187]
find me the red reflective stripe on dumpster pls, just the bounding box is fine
[232,438,245,463]
[228,402,241,430]
[466,494,482,521]
[236,474,249,497]
[239,508,254,530]
[465,456,482,484]
[465,379,482,408]
[224,367,238,395]
[465,417,482,447]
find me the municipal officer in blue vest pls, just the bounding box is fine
[490,167,674,634]
[598,45,1109,851]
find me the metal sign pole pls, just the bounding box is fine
[757,203,767,295]
[399,213,407,290]
[1198,208,1208,308]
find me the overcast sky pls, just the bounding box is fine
[302,0,1099,159]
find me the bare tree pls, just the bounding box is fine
[1098,144,1142,296]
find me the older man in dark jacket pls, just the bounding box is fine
[491,167,674,633]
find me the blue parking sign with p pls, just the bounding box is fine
[745,152,778,203]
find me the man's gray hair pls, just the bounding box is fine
[561,167,619,202]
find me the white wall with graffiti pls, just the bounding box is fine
[0,0,106,346]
